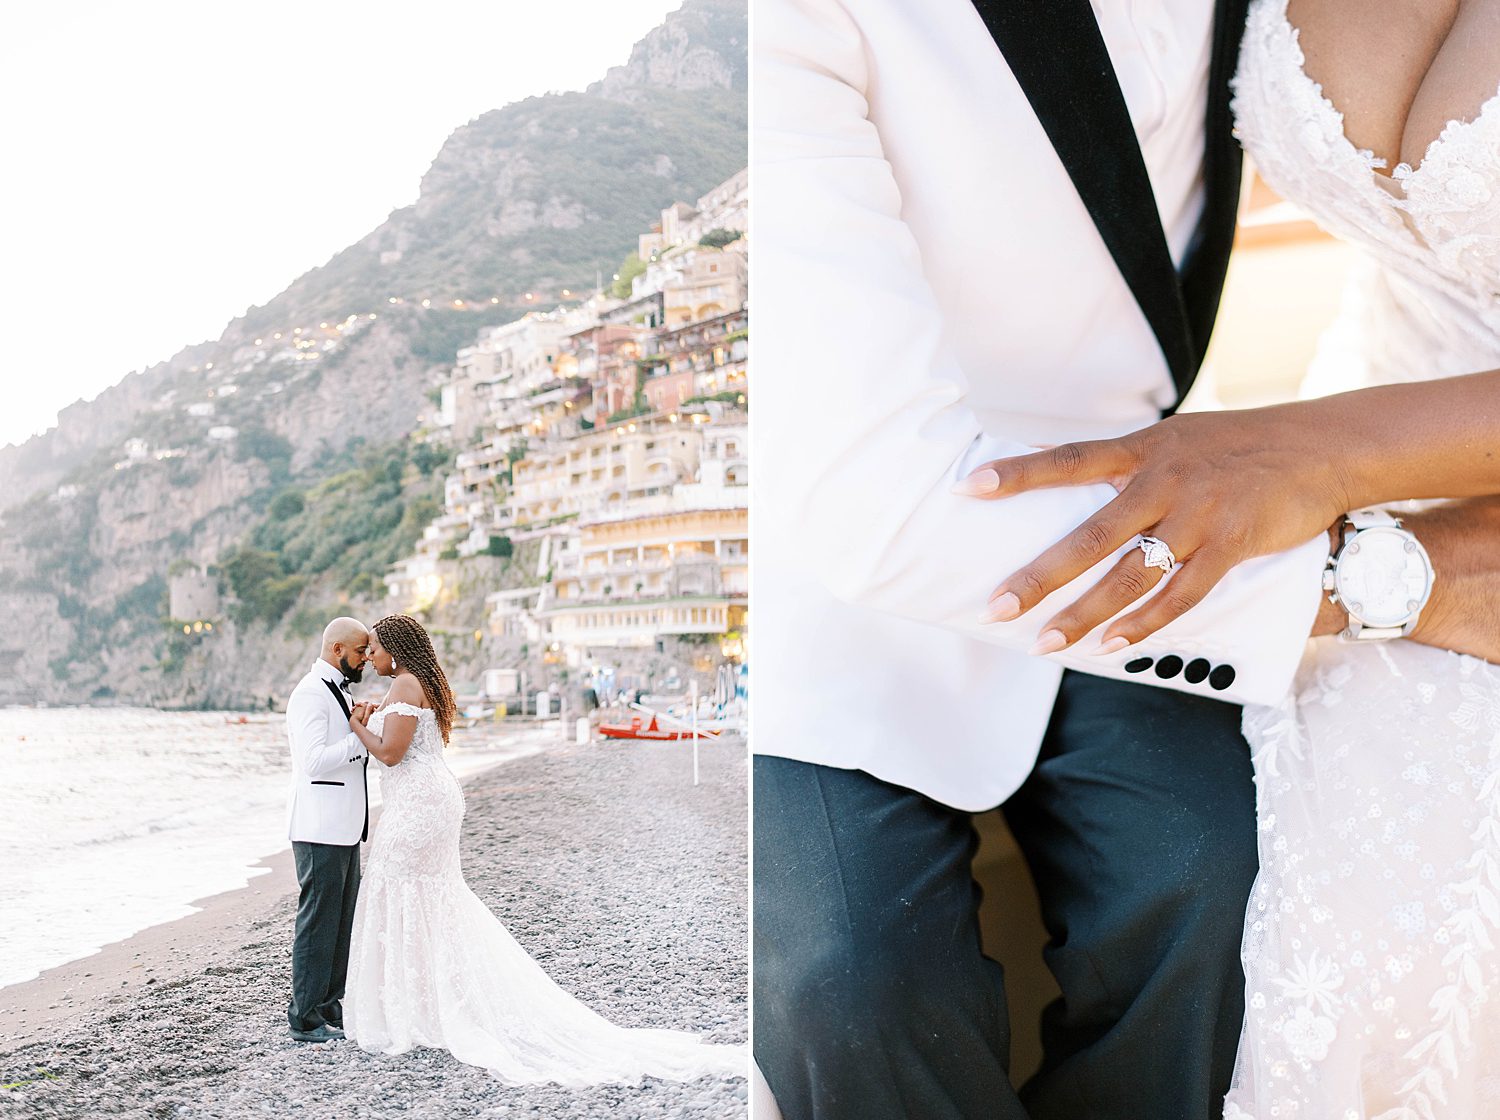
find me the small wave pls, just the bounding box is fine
[1,708,543,987]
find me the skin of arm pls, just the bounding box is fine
[349,677,425,767]
[963,370,1500,650]
[1256,498,1500,660]
[288,688,365,778]
[1389,496,1500,663]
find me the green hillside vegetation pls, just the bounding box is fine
[221,439,451,625]
[0,0,745,704]
[611,252,647,299]
[406,305,526,366]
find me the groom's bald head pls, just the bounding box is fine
[322,616,369,657]
[322,618,371,687]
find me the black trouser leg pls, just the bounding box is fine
[1003,671,1259,1120]
[753,670,1259,1120]
[317,846,360,1028]
[288,841,360,1033]
[752,754,1023,1120]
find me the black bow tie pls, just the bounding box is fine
[339,681,351,694]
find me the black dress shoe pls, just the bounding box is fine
[289,1024,345,1043]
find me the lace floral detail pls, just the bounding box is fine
[1229,642,1500,1118]
[1231,0,1500,395]
[375,700,430,722]
[1229,21,1500,1111]
[368,702,443,766]
[1387,698,1500,1120]
[344,701,744,1085]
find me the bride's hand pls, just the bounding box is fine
[960,407,1353,651]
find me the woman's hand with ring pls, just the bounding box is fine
[959,407,1354,652]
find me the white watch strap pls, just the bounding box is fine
[1348,624,1406,641]
[1347,508,1401,531]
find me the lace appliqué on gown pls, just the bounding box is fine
[1230,0,1500,397]
[1226,4,1500,1117]
[1228,644,1500,1120]
[343,701,744,1085]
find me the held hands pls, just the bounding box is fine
[959,408,1354,653]
[350,702,375,729]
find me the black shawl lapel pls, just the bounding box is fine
[322,677,352,719]
[1178,0,1253,397]
[969,0,1250,409]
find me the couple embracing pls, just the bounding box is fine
[284,613,743,1085]
[754,0,1500,1117]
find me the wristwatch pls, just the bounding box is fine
[1323,508,1435,640]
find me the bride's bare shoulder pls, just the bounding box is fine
[386,674,427,708]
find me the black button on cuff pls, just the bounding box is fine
[1209,664,1237,691]
[1124,657,1154,674]
[1184,658,1211,685]
[1154,655,1184,679]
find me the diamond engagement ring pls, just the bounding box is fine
[1137,535,1177,572]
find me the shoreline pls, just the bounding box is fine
[1,718,552,1033]
[0,844,303,1045]
[1,737,748,1118]
[0,732,537,1045]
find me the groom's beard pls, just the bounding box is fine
[339,656,364,685]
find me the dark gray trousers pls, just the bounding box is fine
[287,840,361,1032]
[753,670,1259,1120]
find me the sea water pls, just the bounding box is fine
[0,706,543,987]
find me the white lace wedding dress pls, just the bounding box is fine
[342,701,745,1085]
[1225,3,1500,1117]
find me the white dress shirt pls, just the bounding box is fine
[285,659,369,844]
[752,0,1327,810]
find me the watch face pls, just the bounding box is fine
[1334,526,1434,629]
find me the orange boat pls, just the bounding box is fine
[597,713,718,741]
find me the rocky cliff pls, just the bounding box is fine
[0,0,744,709]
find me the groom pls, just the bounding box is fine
[752,1,1323,1118]
[284,617,371,1043]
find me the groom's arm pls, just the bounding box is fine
[287,689,364,778]
[1402,498,1500,663]
[756,0,1328,707]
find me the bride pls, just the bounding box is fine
[340,613,744,1086]
[962,1,1500,1115]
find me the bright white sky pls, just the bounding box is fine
[0,0,683,449]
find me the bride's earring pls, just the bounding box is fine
[392,658,398,671]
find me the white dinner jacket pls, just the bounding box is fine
[752,0,1328,810]
[285,659,369,844]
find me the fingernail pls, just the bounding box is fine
[1028,629,1067,656]
[980,592,1021,623]
[952,468,999,496]
[1091,636,1130,657]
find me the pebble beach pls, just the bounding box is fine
[0,735,749,1119]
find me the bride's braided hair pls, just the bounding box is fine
[372,614,456,744]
